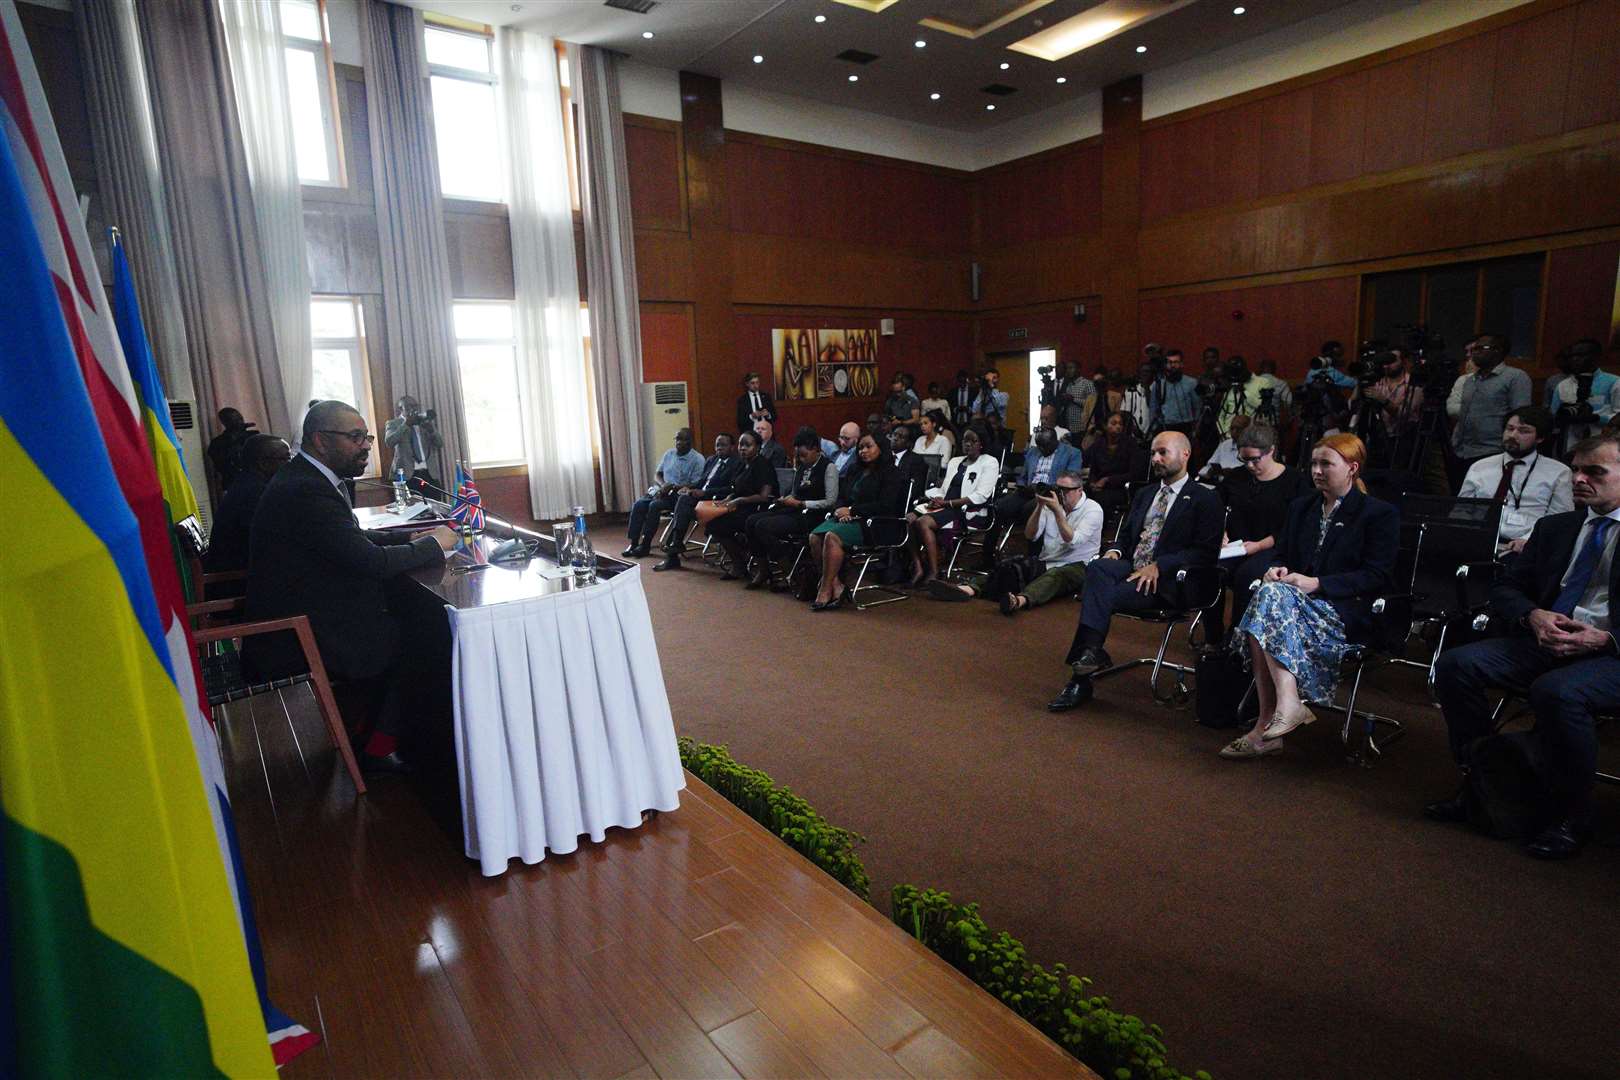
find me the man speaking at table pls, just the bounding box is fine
[245,400,460,775]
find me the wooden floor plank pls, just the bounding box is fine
[708,1010,828,1079]
[889,1024,1004,1079]
[574,942,743,1080]
[887,958,1088,1078]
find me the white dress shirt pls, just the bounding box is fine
[1565,506,1620,632]
[299,449,349,501]
[926,455,998,521]
[1034,495,1104,566]
[1458,451,1574,541]
[1111,473,1189,555]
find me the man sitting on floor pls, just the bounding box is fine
[654,433,742,571]
[244,400,460,774]
[205,432,291,572]
[623,427,706,558]
[1002,471,1104,616]
[1047,431,1222,711]
[1426,434,1620,859]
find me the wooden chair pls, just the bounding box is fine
[187,596,367,796]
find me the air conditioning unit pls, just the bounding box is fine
[641,381,689,463]
[167,399,214,532]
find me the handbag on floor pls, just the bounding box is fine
[1194,646,1255,729]
[1465,731,1549,840]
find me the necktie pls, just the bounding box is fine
[751,391,760,412]
[1133,486,1173,569]
[1552,517,1615,616]
[1492,458,1523,502]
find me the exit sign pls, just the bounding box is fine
[1008,328,1028,339]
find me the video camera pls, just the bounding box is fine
[407,403,438,426]
[1037,364,1057,407]
[1347,341,1398,387]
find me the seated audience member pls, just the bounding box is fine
[205,433,291,572]
[999,471,1104,615]
[907,427,997,587]
[1085,412,1143,518]
[920,382,949,420]
[818,432,840,461]
[913,410,955,469]
[885,374,921,429]
[889,422,933,500]
[736,371,775,433]
[1205,423,1313,642]
[753,418,789,468]
[994,425,1082,536]
[701,431,778,580]
[1546,339,1618,455]
[1039,403,1071,444]
[623,427,706,557]
[652,434,742,570]
[743,428,838,588]
[808,434,905,609]
[244,401,460,774]
[1047,431,1222,711]
[831,421,862,479]
[1220,435,1399,759]
[1457,407,1574,555]
[1425,435,1620,859]
[1198,413,1252,480]
[865,412,886,440]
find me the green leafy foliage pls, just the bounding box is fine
[891,885,1212,1080]
[677,738,871,900]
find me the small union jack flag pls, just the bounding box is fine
[449,463,486,529]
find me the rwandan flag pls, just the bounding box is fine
[450,461,486,529]
[110,229,198,527]
[1,7,311,1069]
[0,89,269,1078]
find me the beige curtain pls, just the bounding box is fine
[571,44,648,510]
[75,0,194,406]
[135,0,289,435]
[360,0,467,482]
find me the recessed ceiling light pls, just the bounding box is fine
[986,104,996,110]
[1136,44,1147,53]
[752,54,763,63]
[914,39,926,48]
[1055,76,1066,83]
[814,13,826,22]
[929,91,940,100]
[642,30,654,39]
[999,61,1010,70]
[848,74,859,82]
[1232,5,1245,13]
[509,3,522,11]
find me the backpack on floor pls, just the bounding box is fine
[1193,646,1256,729]
[1465,731,1549,840]
[986,555,1042,603]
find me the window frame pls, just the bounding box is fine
[309,294,379,476]
[283,0,346,188]
[452,298,527,468]
[425,21,505,204]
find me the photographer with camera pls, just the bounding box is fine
[994,425,1082,544]
[1361,348,1424,438]
[972,367,1011,453]
[1446,334,1532,490]
[1309,341,1358,391]
[383,394,443,489]
[1547,339,1619,457]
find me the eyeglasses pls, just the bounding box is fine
[1240,454,1268,464]
[319,429,375,446]
[1054,484,1082,492]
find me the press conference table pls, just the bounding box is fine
[355,505,685,876]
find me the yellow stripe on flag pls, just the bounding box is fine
[0,424,269,1077]
[143,402,198,525]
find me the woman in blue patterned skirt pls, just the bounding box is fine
[1221,433,1400,759]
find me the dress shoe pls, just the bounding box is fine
[621,544,649,558]
[1047,677,1093,712]
[652,554,682,571]
[1527,819,1587,860]
[745,567,770,589]
[1069,647,1112,677]
[1422,786,1470,824]
[360,750,412,776]
[1261,705,1317,740]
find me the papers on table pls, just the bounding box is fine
[1219,540,1248,560]
[358,501,434,528]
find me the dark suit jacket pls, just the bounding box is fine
[1086,436,1141,489]
[205,471,267,572]
[845,460,908,520]
[737,390,776,433]
[892,450,931,504]
[1108,477,1223,577]
[1272,487,1400,642]
[691,452,744,497]
[244,454,443,680]
[1493,509,1620,651]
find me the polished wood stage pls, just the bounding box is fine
[223,684,1091,1078]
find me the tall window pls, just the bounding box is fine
[425,23,504,202]
[280,0,342,185]
[454,301,525,464]
[309,296,378,473]
[1360,254,1545,358]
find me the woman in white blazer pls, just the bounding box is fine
[905,426,999,586]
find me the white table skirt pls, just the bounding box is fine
[446,565,684,876]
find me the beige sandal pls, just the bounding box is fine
[1262,706,1317,741]
[1219,736,1283,759]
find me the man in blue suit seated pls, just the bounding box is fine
[993,425,1082,541]
[1048,431,1222,711]
[1426,434,1620,860]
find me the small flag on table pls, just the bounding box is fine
[450,462,485,530]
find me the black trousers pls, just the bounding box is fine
[1204,549,1274,642]
[1066,557,1183,660]
[746,507,813,558]
[663,493,714,550]
[627,494,676,547]
[332,576,451,750]
[1433,636,1620,821]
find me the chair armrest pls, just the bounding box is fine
[1454,560,1500,618]
[193,613,310,645]
[1173,565,1224,610]
[202,569,247,584]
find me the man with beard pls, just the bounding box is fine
[245,400,460,774]
[1047,430,1222,711]
[1458,407,1573,555]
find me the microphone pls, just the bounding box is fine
[406,476,533,546]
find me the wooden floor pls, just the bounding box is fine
[222,684,1091,1078]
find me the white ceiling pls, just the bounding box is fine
[398,0,1372,132]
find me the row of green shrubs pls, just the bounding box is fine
[676,738,1208,1080]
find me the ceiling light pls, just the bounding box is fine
[1009,0,1193,62]
[930,92,940,100]
[641,30,653,39]
[1232,5,1245,12]
[999,61,1010,69]
[752,54,763,63]
[1055,76,1066,83]
[986,104,996,110]
[815,13,826,22]
[915,39,926,48]
[1136,44,1147,53]
[848,74,859,82]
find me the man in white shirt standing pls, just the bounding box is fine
[1001,472,1104,616]
[1458,406,1573,555]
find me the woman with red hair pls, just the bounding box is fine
[1221,434,1401,759]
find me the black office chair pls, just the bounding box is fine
[1389,493,1504,697]
[1091,564,1226,705]
[844,480,916,610]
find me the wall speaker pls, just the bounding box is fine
[879,318,895,336]
[970,262,981,303]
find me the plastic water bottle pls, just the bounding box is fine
[570,505,597,585]
[391,467,409,509]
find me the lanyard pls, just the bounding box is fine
[1506,453,1541,510]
